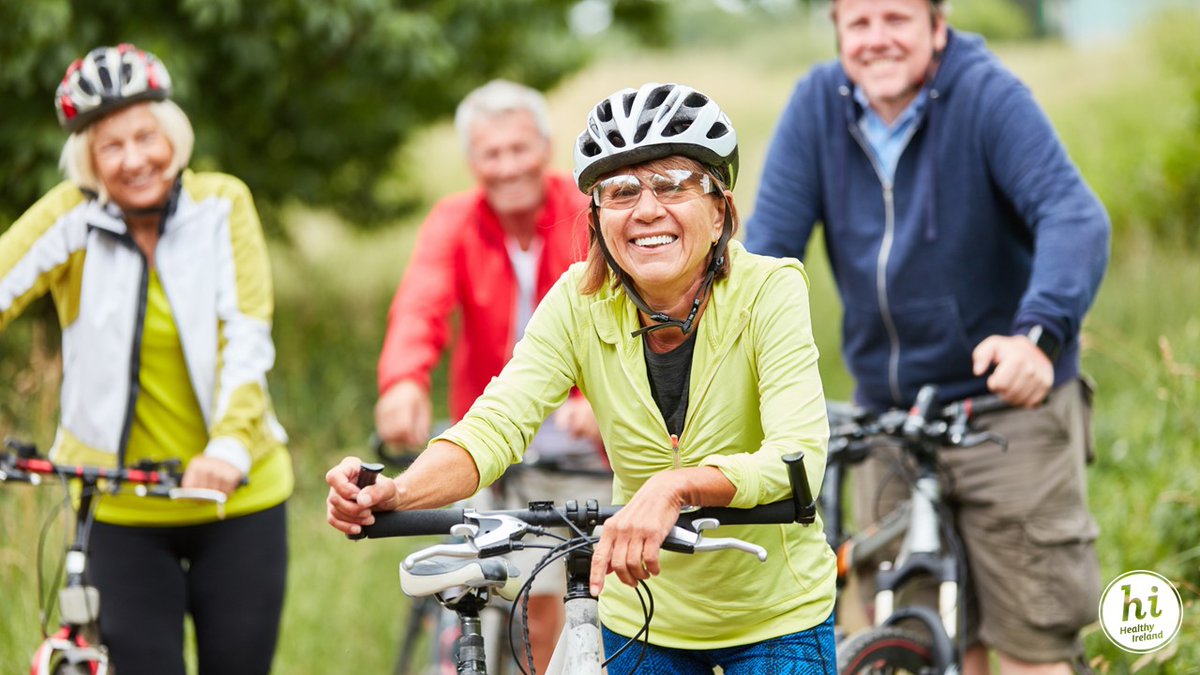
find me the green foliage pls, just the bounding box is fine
[0,0,666,231]
[1028,7,1200,252]
[1077,237,1200,670]
[946,0,1035,42]
[1144,9,1200,249]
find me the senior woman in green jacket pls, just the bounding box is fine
[327,82,836,672]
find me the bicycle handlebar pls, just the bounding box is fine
[357,451,816,543]
[828,385,1012,451]
[1,438,230,505]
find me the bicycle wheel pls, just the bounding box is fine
[837,627,936,674]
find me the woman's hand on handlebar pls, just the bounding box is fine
[589,473,679,596]
[182,456,243,496]
[325,456,402,535]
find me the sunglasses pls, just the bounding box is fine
[593,169,718,210]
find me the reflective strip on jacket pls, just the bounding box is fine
[0,171,287,472]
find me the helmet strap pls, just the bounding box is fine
[589,196,734,339]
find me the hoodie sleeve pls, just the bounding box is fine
[745,74,827,261]
[980,75,1111,346]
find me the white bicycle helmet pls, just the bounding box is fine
[55,44,173,133]
[573,82,738,194]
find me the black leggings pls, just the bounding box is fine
[88,502,288,675]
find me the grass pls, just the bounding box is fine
[4,7,1200,673]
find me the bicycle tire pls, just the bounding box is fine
[837,627,936,675]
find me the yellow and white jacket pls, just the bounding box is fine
[0,171,287,479]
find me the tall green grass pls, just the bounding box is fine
[4,8,1200,673]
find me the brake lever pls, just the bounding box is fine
[401,512,531,570]
[959,430,1007,450]
[661,518,768,561]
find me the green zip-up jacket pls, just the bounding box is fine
[439,240,836,649]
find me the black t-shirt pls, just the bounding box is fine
[643,332,697,438]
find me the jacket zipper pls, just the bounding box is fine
[848,124,905,405]
[115,242,151,469]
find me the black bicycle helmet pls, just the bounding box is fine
[573,82,738,194]
[55,44,173,133]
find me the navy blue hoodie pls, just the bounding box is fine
[746,29,1110,410]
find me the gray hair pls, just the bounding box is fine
[454,79,552,154]
[58,99,194,204]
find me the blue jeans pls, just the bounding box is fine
[601,613,836,674]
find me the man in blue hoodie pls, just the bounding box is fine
[746,0,1109,672]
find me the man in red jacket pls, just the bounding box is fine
[375,79,607,671]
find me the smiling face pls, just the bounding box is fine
[89,102,177,212]
[467,108,552,220]
[834,0,947,123]
[596,157,726,300]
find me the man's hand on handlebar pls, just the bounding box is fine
[556,395,602,444]
[375,380,432,448]
[972,334,1053,408]
[325,457,402,536]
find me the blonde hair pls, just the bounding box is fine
[579,155,739,296]
[58,100,194,203]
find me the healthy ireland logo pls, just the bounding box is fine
[1098,570,1184,653]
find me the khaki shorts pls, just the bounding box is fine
[496,467,613,597]
[851,379,1100,663]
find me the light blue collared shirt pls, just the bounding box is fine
[854,86,928,184]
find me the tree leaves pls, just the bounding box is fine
[0,0,665,231]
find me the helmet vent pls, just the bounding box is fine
[581,139,601,157]
[633,121,651,144]
[645,86,670,111]
[606,130,626,148]
[706,122,729,139]
[597,100,613,123]
[621,92,636,117]
[662,119,693,138]
[684,92,709,108]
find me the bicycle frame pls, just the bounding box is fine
[824,387,1009,674]
[543,545,603,675]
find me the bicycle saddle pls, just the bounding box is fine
[400,556,522,600]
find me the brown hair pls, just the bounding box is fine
[579,156,740,296]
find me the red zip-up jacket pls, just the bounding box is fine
[378,172,590,420]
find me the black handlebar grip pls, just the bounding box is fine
[361,509,467,538]
[356,462,385,489]
[347,462,386,540]
[781,452,817,524]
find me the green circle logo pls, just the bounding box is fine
[1098,570,1183,653]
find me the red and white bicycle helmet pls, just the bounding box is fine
[573,82,738,194]
[55,44,173,133]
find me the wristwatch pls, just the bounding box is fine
[1025,325,1062,362]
